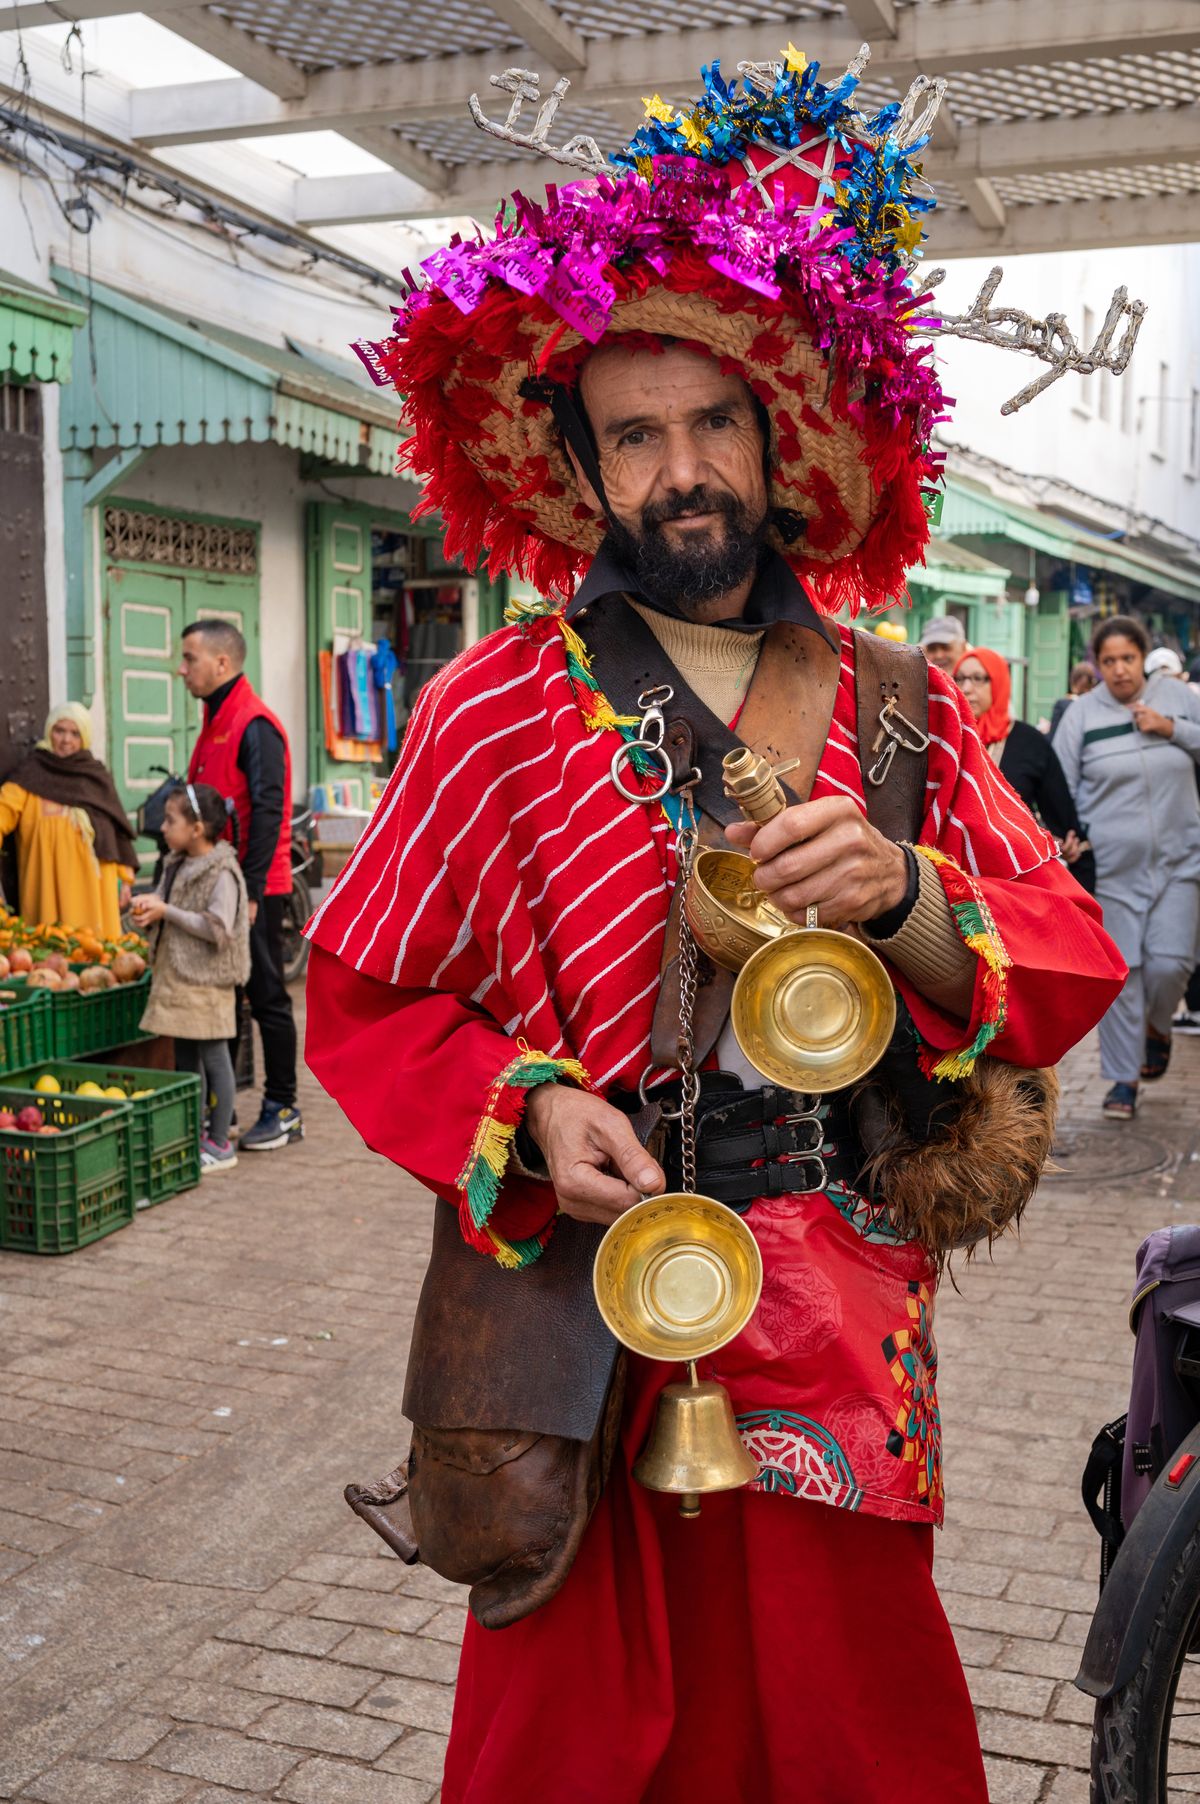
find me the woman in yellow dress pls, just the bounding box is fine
[0,703,138,938]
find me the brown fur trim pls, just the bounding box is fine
[859,1058,1060,1259]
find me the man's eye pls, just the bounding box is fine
[707,413,733,429]
[618,429,647,447]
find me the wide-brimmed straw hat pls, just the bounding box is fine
[355,50,950,614]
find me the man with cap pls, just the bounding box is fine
[919,613,969,672]
[304,49,1125,1804]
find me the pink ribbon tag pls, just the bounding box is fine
[422,245,490,314]
[542,255,615,343]
[351,338,397,388]
[485,240,553,296]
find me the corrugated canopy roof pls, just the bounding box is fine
[87,0,1200,255]
[52,266,400,474]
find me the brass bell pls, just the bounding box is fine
[633,1359,760,1518]
[594,1196,764,1519]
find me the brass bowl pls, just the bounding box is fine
[730,929,897,1093]
[593,1194,763,1363]
[683,849,793,974]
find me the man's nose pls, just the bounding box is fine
[656,426,707,496]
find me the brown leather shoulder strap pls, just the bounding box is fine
[853,631,929,844]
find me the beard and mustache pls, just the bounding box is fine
[604,486,770,618]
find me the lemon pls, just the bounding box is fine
[103,1086,128,1100]
[75,1081,104,1097]
[130,1089,152,1099]
[33,1073,60,1094]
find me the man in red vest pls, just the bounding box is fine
[180,619,302,1150]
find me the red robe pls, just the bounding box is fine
[305,615,1124,1800]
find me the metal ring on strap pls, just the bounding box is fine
[637,1062,699,1123]
[611,739,674,804]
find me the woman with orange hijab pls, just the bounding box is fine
[953,646,1093,891]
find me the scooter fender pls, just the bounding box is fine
[1076,1420,1200,1699]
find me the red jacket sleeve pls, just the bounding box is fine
[305,944,573,1266]
[899,666,1127,1075]
[898,857,1127,1072]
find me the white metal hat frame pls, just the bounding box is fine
[466,43,1148,417]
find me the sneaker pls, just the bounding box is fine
[200,1136,239,1173]
[1174,1011,1200,1036]
[239,1101,304,1152]
[1102,1082,1138,1121]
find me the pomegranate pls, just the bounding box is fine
[15,1105,44,1132]
[9,948,32,974]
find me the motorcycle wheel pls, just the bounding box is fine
[281,871,312,985]
[1091,1521,1200,1801]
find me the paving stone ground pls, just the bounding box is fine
[1,993,1197,1803]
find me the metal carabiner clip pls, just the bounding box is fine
[610,684,677,804]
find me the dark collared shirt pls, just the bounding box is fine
[567,544,920,933]
[567,545,828,639]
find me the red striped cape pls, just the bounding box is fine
[307,615,1056,1255]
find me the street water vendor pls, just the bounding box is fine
[306,47,1128,1804]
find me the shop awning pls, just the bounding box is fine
[941,475,1200,607]
[52,266,401,475]
[0,269,86,384]
[907,536,1010,602]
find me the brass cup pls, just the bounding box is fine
[682,848,793,973]
[593,1193,763,1364]
[683,849,897,1094]
[730,925,897,1093]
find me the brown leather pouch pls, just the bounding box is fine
[346,1201,622,1630]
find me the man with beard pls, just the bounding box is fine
[304,48,1125,1804]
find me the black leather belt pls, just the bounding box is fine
[628,1071,868,1213]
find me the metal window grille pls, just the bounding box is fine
[103,506,258,574]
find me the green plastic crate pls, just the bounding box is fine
[0,1085,134,1254]
[1,973,152,1059]
[7,1060,202,1208]
[0,989,51,1075]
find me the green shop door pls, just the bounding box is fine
[305,499,506,803]
[105,565,189,810]
[105,557,260,824]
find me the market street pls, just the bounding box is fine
[0,1000,1192,1804]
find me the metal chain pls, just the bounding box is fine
[674,785,702,1196]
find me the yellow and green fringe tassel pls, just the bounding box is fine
[505,598,664,781]
[456,1045,592,1269]
[913,845,1011,1081]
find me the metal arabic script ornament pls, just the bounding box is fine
[465,55,1147,414]
[920,266,1147,416]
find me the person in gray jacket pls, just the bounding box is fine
[1054,615,1200,1119]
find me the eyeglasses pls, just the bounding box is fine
[956,672,992,687]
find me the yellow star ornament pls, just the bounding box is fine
[642,94,677,125]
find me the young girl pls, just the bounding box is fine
[131,783,251,1173]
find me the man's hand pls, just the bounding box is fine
[118,882,132,911]
[724,796,909,928]
[247,900,259,927]
[1132,702,1175,739]
[524,1084,665,1226]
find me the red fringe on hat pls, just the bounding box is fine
[383,252,944,616]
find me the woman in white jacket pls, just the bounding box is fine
[1055,616,1200,1119]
